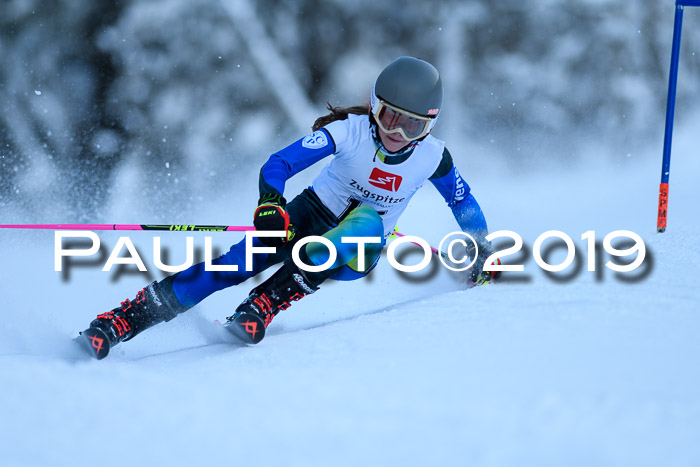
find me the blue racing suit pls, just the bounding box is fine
[172,127,488,307]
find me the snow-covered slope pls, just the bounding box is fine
[1,119,699,467]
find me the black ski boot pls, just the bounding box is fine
[226,263,319,344]
[79,275,190,359]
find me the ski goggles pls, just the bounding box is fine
[372,100,435,141]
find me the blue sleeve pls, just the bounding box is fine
[429,165,488,235]
[259,128,336,197]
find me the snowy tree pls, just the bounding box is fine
[0,0,123,220]
[1,0,699,218]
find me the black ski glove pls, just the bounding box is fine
[254,193,291,248]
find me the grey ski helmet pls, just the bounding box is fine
[370,56,443,136]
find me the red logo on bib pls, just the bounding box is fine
[368,168,403,192]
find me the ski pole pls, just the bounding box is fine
[1,223,456,259]
[0,224,255,232]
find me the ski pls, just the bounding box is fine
[76,327,112,360]
[221,312,266,344]
[74,316,261,360]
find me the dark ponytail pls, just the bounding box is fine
[312,102,369,131]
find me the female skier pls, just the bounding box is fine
[81,56,499,358]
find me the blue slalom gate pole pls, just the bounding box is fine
[658,0,700,232]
